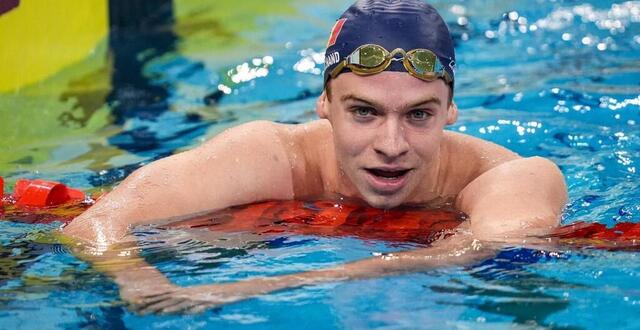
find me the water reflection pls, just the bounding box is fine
[431,248,583,327]
[58,65,111,128]
[106,0,206,156]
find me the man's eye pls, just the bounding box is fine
[408,110,431,120]
[353,107,376,117]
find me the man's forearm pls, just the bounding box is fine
[60,230,176,297]
[59,226,500,315]
[218,232,493,297]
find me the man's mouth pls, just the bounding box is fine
[364,167,412,194]
[365,168,411,179]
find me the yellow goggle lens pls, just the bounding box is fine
[354,45,387,67]
[406,50,437,75]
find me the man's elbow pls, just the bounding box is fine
[464,156,568,241]
[527,156,568,208]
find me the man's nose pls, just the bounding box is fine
[373,119,409,160]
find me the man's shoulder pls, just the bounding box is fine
[442,130,519,163]
[257,119,333,156]
[274,119,334,198]
[230,119,330,140]
[205,120,329,149]
[438,130,521,194]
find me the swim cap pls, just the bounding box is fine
[323,0,456,89]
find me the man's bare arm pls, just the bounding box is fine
[455,156,568,240]
[63,120,298,245]
[60,121,306,310]
[131,228,496,314]
[127,157,568,314]
[61,129,567,314]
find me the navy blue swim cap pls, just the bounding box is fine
[324,0,456,89]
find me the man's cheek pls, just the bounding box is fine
[337,136,364,155]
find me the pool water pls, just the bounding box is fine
[1,0,640,328]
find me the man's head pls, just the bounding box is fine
[317,0,458,209]
[323,0,456,97]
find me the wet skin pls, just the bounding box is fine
[318,72,457,209]
[62,71,568,314]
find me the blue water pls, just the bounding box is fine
[1,0,640,329]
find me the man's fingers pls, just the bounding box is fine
[185,303,217,314]
[142,297,188,314]
[161,299,205,314]
[139,290,174,300]
[136,297,188,315]
[130,293,171,309]
[130,294,181,315]
[124,287,226,315]
[136,295,218,315]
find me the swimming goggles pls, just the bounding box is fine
[329,44,453,84]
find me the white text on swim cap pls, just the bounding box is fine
[325,52,340,68]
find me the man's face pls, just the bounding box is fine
[318,72,456,208]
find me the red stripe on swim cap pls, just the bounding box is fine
[326,18,347,47]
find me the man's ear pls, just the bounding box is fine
[316,91,329,119]
[446,101,458,125]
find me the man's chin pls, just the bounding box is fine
[360,193,406,210]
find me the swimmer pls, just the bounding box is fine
[62,0,567,314]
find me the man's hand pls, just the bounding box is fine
[125,281,251,315]
[122,228,494,314]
